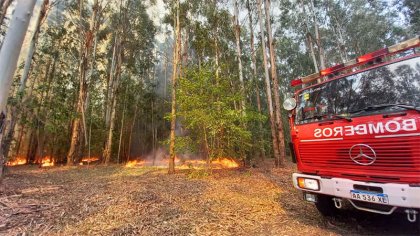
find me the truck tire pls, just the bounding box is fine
[315,195,339,217]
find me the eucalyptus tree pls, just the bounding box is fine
[256,0,281,165]
[0,0,37,177]
[0,0,50,166]
[264,0,285,167]
[233,0,245,113]
[246,0,265,160]
[67,0,101,165]
[168,0,181,174]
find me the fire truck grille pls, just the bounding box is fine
[298,136,420,183]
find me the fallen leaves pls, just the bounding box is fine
[0,163,418,235]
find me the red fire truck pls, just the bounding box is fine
[283,37,420,222]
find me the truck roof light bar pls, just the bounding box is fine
[388,36,419,53]
[291,36,420,88]
[320,64,345,76]
[357,48,389,63]
[290,78,303,87]
[290,72,319,87]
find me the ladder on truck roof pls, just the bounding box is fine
[291,36,420,88]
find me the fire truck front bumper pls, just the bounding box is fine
[292,173,420,215]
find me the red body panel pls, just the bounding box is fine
[291,112,420,184]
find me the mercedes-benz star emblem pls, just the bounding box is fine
[349,144,377,165]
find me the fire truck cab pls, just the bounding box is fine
[284,37,420,222]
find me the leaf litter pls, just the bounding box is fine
[0,163,419,235]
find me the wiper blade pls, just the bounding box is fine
[349,104,420,114]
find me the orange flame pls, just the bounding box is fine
[6,157,27,166]
[40,156,54,167]
[212,158,239,168]
[125,160,146,167]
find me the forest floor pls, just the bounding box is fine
[0,161,419,235]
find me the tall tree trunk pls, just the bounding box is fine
[105,36,118,128]
[168,0,181,174]
[264,0,285,167]
[84,18,99,146]
[14,123,25,157]
[103,90,118,164]
[163,43,168,99]
[256,0,281,163]
[26,130,38,164]
[310,0,325,70]
[213,0,221,82]
[212,0,222,154]
[0,0,37,177]
[67,0,99,165]
[299,0,319,73]
[151,100,157,165]
[247,0,265,160]
[19,0,49,93]
[127,101,139,162]
[233,0,247,161]
[1,0,49,164]
[117,85,127,164]
[36,55,56,163]
[24,58,51,164]
[234,0,245,112]
[103,40,122,164]
[181,23,189,75]
[326,1,348,63]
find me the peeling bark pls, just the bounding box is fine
[168,0,181,174]
[264,0,285,167]
[257,0,281,163]
[0,0,37,177]
[247,0,266,160]
[67,0,99,165]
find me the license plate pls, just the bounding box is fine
[350,190,389,204]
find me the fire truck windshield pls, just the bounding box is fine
[296,56,420,124]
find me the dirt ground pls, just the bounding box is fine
[0,163,419,235]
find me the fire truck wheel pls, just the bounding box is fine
[315,195,340,217]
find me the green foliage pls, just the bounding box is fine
[177,65,252,160]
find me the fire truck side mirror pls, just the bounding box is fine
[283,98,297,111]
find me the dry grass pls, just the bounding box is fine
[0,162,419,235]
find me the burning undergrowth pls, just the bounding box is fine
[125,148,239,169]
[6,156,102,167]
[6,156,54,167]
[5,157,27,166]
[5,148,239,169]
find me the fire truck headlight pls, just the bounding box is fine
[297,177,320,191]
